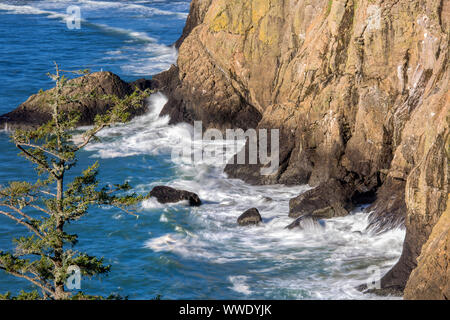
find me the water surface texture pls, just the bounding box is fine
[0,0,405,299]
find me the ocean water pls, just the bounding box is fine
[0,0,405,299]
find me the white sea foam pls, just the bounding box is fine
[84,93,406,299]
[0,1,187,19]
[0,1,180,76]
[117,44,178,75]
[85,93,193,158]
[142,197,166,210]
[0,3,67,19]
[159,214,169,223]
[100,34,178,76]
[76,0,188,18]
[0,2,175,43]
[89,23,157,42]
[228,276,252,295]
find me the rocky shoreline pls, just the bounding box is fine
[0,72,155,131]
[1,0,448,299]
[150,0,449,299]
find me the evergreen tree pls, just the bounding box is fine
[0,63,150,300]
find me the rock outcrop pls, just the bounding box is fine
[376,60,449,292]
[147,186,202,207]
[0,72,152,130]
[154,0,449,298]
[404,199,450,300]
[237,208,262,226]
[289,179,352,219]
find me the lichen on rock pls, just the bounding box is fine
[149,0,450,298]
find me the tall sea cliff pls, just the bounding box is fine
[153,0,449,299]
[0,0,447,299]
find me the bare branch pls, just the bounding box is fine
[0,266,54,297]
[74,123,108,151]
[4,204,34,221]
[16,143,67,161]
[0,210,44,239]
[110,204,139,217]
[16,144,58,179]
[30,204,52,217]
[40,190,56,197]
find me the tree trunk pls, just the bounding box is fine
[53,174,66,300]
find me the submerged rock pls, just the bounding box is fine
[356,284,403,297]
[147,186,202,207]
[285,215,325,230]
[289,179,352,219]
[237,208,262,226]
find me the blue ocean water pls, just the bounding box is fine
[0,0,405,299]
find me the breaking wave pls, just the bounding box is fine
[85,93,406,299]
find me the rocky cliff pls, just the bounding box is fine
[155,0,449,298]
[404,198,449,299]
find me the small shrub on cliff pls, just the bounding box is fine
[0,63,151,300]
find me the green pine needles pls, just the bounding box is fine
[0,63,151,300]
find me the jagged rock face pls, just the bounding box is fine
[289,179,352,219]
[167,0,448,212]
[404,199,450,300]
[158,0,449,297]
[0,72,150,130]
[378,59,449,292]
[175,0,214,48]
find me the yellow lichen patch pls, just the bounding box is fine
[258,15,278,45]
[293,14,301,36]
[229,1,252,35]
[208,0,254,35]
[210,10,229,32]
[252,0,271,24]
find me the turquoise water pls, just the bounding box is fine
[0,0,405,299]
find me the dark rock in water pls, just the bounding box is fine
[289,179,353,219]
[0,72,150,131]
[356,283,403,297]
[152,65,194,125]
[148,186,202,207]
[237,208,262,226]
[285,214,324,230]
